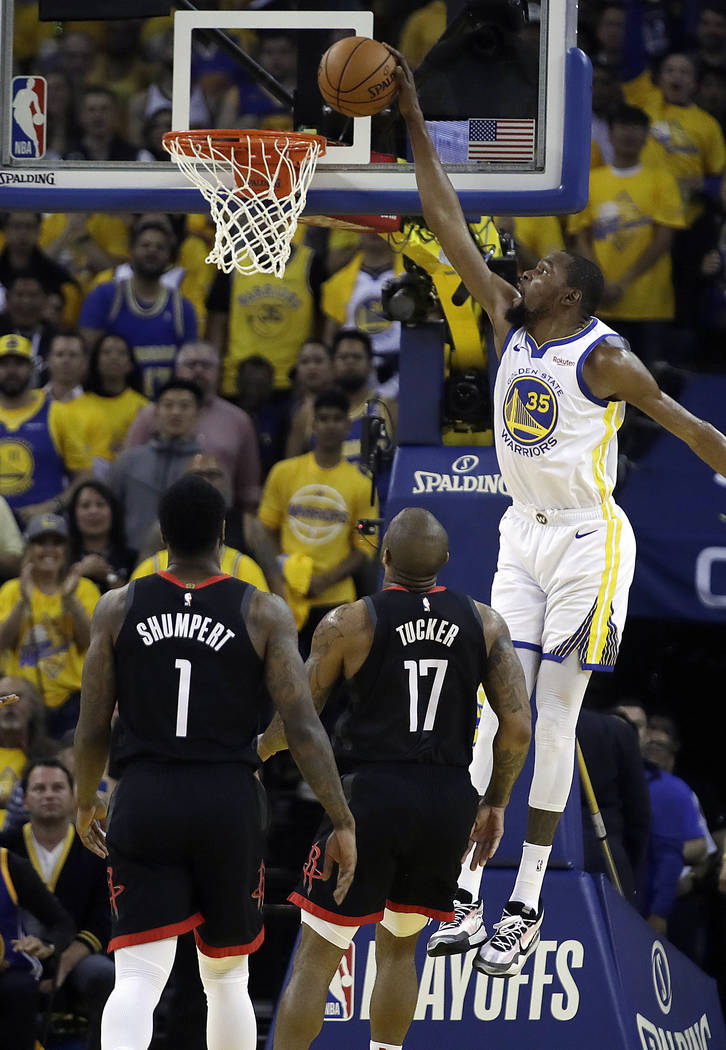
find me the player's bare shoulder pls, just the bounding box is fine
[91,585,130,641]
[313,599,374,660]
[246,588,298,656]
[581,335,647,402]
[473,600,512,655]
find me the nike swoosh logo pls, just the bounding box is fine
[575,529,597,539]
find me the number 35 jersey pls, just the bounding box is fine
[113,572,264,771]
[493,318,626,511]
[334,586,486,768]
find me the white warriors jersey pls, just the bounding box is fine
[493,317,626,510]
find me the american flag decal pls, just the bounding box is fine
[468,118,535,162]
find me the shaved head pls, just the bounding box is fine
[383,508,449,581]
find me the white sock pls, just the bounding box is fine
[511,842,551,912]
[456,846,483,900]
[370,1043,403,1050]
[197,950,256,1050]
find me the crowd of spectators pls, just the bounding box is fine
[2,1,726,1046]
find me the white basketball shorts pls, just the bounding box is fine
[490,501,636,671]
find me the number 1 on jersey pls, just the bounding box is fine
[404,658,448,732]
[174,658,192,737]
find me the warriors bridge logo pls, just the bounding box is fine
[502,375,558,450]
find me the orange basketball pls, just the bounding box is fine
[318,36,397,118]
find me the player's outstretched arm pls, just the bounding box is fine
[584,341,726,477]
[391,50,518,339]
[251,592,355,903]
[74,590,125,858]
[467,604,531,867]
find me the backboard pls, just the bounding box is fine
[0,2,591,216]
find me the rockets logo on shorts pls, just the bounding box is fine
[11,77,47,159]
[302,842,324,894]
[324,944,355,1021]
[106,866,126,919]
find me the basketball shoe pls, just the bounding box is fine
[426,893,487,957]
[473,900,544,977]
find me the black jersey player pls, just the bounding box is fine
[258,507,531,1050]
[73,474,355,1050]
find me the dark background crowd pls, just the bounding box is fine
[1,0,726,1047]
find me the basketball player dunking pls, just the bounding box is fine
[258,508,531,1050]
[393,53,726,978]
[73,474,355,1050]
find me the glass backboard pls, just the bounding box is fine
[0,2,591,216]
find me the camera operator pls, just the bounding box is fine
[415,0,538,119]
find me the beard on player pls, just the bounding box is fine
[504,296,535,329]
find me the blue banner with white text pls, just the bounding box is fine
[266,871,725,1049]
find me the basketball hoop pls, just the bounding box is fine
[163,129,327,278]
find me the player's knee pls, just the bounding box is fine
[534,707,577,747]
[197,951,250,984]
[379,909,428,939]
[300,909,358,951]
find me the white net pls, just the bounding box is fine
[163,131,326,278]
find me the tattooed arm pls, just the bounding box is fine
[257,600,373,761]
[466,603,531,867]
[249,591,356,900]
[74,588,126,858]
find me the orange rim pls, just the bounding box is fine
[162,129,327,163]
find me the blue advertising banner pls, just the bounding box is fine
[386,445,507,605]
[387,375,726,627]
[266,871,725,1049]
[617,375,726,621]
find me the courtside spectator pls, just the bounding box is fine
[205,238,324,393]
[123,341,261,513]
[0,514,99,737]
[0,759,114,1050]
[258,389,377,655]
[0,273,55,370]
[81,333,148,458]
[0,212,80,324]
[0,334,92,524]
[80,219,197,398]
[109,378,202,554]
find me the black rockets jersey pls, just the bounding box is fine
[334,586,487,768]
[112,572,265,770]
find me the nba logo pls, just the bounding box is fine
[324,944,354,1021]
[11,76,47,159]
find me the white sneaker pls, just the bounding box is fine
[426,899,487,957]
[473,900,543,977]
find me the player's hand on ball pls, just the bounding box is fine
[388,48,420,118]
[76,797,108,859]
[322,825,357,905]
[466,802,505,868]
[0,693,19,709]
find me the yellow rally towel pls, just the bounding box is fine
[281,553,314,630]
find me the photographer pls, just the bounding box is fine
[415,0,538,119]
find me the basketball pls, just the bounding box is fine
[318,36,397,118]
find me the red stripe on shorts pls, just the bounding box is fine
[108,911,203,952]
[194,926,265,957]
[385,900,454,922]
[288,891,383,926]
